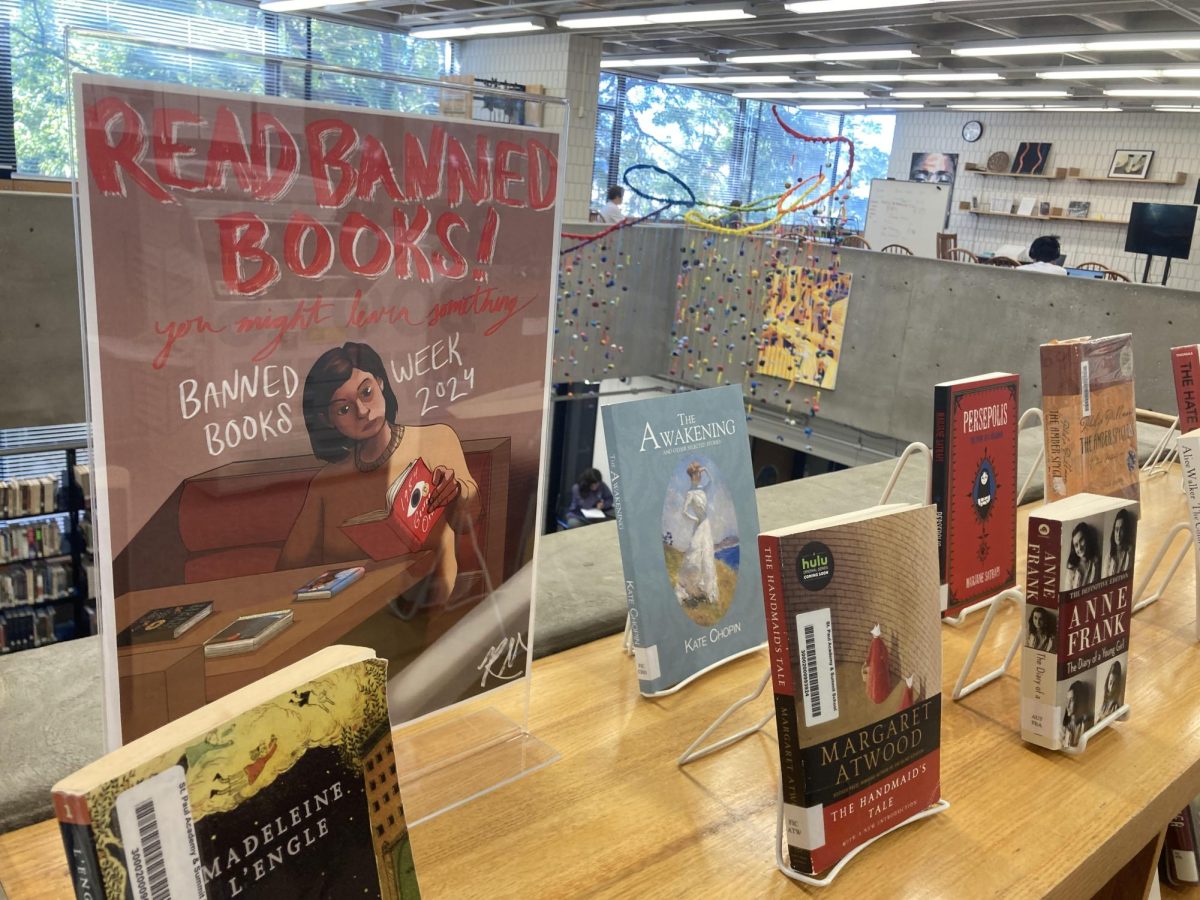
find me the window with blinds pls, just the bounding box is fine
[3,0,449,177]
[0,423,88,480]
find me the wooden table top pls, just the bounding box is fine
[4,469,1200,899]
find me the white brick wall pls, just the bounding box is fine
[889,110,1200,290]
[459,34,602,222]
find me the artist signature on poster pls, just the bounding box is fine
[478,633,528,687]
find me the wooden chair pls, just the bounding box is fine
[946,247,979,263]
[1102,269,1131,282]
[987,256,1021,268]
[841,234,870,250]
[881,244,913,255]
[1075,261,1109,271]
[936,232,957,259]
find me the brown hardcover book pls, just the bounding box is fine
[1040,334,1139,503]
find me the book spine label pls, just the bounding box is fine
[931,384,951,590]
[57,819,105,900]
[1173,346,1200,433]
[1021,516,1061,749]
[759,535,793,695]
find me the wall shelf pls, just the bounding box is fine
[958,203,1129,226]
[1072,171,1187,185]
[964,166,1072,181]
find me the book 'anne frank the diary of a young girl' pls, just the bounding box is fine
[601,384,765,695]
[1021,493,1138,752]
[759,503,942,875]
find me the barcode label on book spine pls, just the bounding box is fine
[795,608,838,726]
[1080,360,1091,418]
[115,766,204,900]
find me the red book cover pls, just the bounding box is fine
[1172,345,1200,433]
[340,458,445,560]
[932,373,1019,614]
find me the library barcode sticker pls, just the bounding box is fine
[1080,359,1091,418]
[634,644,661,682]
[795,608,838,726]
[115,766,204,900]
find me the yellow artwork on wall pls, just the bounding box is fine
[756,267,852,389]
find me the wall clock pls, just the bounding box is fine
[962,120,983,143]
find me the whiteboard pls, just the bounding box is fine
[863,180,949,259]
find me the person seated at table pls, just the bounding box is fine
[563,468,613,529]
[599,185,625,224]
[1020,235,1067,275]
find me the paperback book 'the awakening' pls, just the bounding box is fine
[602,384,766,695]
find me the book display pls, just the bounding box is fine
[759,503,941,875]
[1040,334,1139,503]
[1021,493,1137,751]
[52,646,418,899]
[602,384,766,694]
[931,373,1019,615]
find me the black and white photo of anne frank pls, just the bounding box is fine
[1105,508,1136,577]
[1025,606,1057,652]
[1065,521,1101,590]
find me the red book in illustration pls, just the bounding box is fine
[340,457,444,561]
[1172,345,1200,433]
[931,373,1019,615]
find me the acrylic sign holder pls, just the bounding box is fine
[67,29,567,824]
[1142,415,1180,479]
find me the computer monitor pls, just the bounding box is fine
[1064,267,1105,279]
[1125,202,1198,260]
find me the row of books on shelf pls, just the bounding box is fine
[0,475,59,519]
[1,604,60,652]
[0,518,66,563]
[0,559,82,607]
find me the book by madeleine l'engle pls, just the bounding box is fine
[758,503,941,876]
[1021,493,1138,752]
[340,457,444,560]
[52,646,420,900]
[601,384,766,695]
[931,372,1019,614]
[1040,334,1139,504]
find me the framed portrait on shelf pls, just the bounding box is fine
[1109,149,1154,179]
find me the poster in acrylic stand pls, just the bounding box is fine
[602,384,766,695]
[72,75,561,758]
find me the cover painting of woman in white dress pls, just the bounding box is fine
[661,455,739,626]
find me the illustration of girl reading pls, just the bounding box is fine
[279,342,478,614]
[674,462,718,607]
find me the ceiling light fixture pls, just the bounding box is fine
[786,0,975,11]
[864,102,925,108]
[1155,105,1200,112]
[890,91,974,99]
[973,90,1069,98]
[1104,88,1200,97]
[561,4,755,28]
[601,56,712,68]
[660,74,795,84]
[892,90,1067,99]
[729,47,914,64]
[261,0,371,11]
[1037,68,1161,80]
[794,103,867,110]
[954,33,1200,57]
[817,71,1003,82]
[409,16,546,39]
[733,90,866,99]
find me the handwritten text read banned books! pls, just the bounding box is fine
[602,384,765,695]
[759,504,942,876]
[1040,335,1139,504]
[52,647,420,900]
[931,373,1019,615]
[1021,493,1138,752]
[75,76,559,741]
